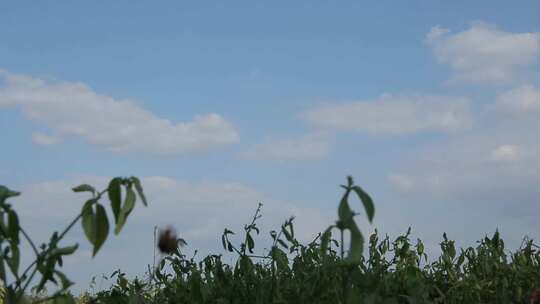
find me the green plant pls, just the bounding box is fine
[78,175,540,303]
[0,176,147,304]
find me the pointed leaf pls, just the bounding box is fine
[0,185,20,203]
[8,210,19,244]
[131,176,148,207]
[82,200,96,245]
[52,244,79,257]
[352,185,375,223]
[93,203,109,256]
[108,178,122,222]
[321,226,334,254]
[72,184,96,194]
[115,186,136,235]
[246,234,255,253]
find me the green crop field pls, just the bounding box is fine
[1,177,540,304]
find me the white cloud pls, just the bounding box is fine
[388,126,540,196]
[489,144,522,162]
[302,94,471,134]
[243,132,331,161]
[495,85,540,114]
[426,22,540,84]
[0,70,239,156]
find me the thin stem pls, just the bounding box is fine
[241,202,262,256]
[340,229,345,260]
[20,267,38,298]
[20,228,39,258]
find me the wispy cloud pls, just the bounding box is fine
[495,85,540,114]
[0,70,240,156]
[426,22,540,84]
[243,132,331,161]
[301,94,472,135]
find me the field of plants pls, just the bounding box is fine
[1,176,540,303]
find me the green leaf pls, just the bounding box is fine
[8,210,19,244]
[93,203,109,256]
[338,189,353,225]
[131,176,147,207]
[114,185,136,235]
[72,184,96,194]
[338,185,365,263]
[352,185,375,223]
[282,225,293,242]
[52,244,79,257]
[347,224,364,263]
[0,185,20,203]
[7,244,20,274]
[321,226,334,254]
[82,200,96,244]
[108,178,122,223]
[221,235,227,250]
[246,233,255,253]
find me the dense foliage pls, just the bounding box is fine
[2,176,540,303]
[89,228,540,304]
[87,178,540,304]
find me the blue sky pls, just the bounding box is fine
[2,1,540,294]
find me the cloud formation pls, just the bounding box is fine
[388,125,540,197]
[243,132,331,161]
[0,70,239,156]
[426,22,540,84]
[302,94,472,135]
[495,85,540,114]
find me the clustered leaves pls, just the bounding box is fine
[0,176,147,304]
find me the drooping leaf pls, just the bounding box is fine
[131,176,148,207]
[115,186,136,235]
[108,178,122,223]
[82,200,96,244]
[352,185,375,223]
[246,233,255,253]
[7,210,19,244]
[93,203,109,256]
[221,235,227,251]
